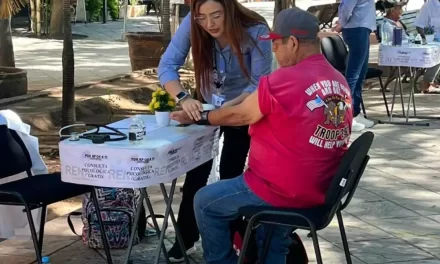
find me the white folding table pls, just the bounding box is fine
[378,42,440,126]
[59,115,219,264]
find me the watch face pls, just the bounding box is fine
[176,92,188,100]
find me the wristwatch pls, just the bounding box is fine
[175,91,189,105]
[196,111,211,126]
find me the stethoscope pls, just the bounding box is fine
[59,124,127,144]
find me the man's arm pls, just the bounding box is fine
[208,90,264,126]
[337,0,359,28]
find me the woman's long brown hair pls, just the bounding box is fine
[190,0,268,100]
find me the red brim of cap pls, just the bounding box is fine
[259,32,283,40]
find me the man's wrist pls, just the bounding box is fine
[195,111,211,126]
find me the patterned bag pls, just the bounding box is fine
[68,188,142,249]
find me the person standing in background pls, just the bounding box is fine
[334,0,376,132]
[414,0,440,93]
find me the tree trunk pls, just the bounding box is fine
[162,0,171,49]
[62,0,75,126]
[0,17,15,67]
[273,0,295,25]
[50,0,64,38]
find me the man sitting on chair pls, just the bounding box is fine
[171,8,353,264]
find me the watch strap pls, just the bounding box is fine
[195,111,211,126]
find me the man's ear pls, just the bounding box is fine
[290,36,299,52]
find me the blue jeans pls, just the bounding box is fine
[342,27,371,117]
[194,176,292,264]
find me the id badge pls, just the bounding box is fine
[212,94,226,107]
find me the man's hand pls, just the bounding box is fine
[332,21,342,33]
[171,110,195,124]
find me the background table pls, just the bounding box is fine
[59,115,219,264]
[378,43,440,125]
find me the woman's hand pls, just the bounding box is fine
[180,98,203,121]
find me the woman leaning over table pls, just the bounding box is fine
[157,0,272,262]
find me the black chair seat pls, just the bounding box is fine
[239,205,331,230]
[0,172,91,206]
[366,68,383,79]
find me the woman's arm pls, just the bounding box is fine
[338,0,358,28]
[157,14,192,98]
[224,25,272,107]
[414,3,430,40]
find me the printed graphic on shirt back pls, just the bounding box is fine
[305,79,352,150]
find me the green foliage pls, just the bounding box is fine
[86,0,119,21]
[425,26,435,35]
[107,0,119,20]
[86,0,103,22]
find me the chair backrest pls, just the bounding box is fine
[325,131,374,215]
[320,35,348,73]
[0,125,33,179]
[307,3,339,29]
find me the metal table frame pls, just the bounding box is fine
[378,66,440,126]
[123,179,190,264]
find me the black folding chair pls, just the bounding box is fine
[0,125,113,264]
[320,35,390,118]
[238,131,374,264]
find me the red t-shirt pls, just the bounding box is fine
[244,54,353,208]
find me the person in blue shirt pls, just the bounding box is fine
[157,0,272,261]
[334,0,376,132]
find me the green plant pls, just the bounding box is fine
[148,88,176,112]
[85,0,103,22]
[107,0,119,20]
[425,26,435,35]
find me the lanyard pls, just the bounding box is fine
[212,44,232,93]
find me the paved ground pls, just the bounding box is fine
[1,81,440,263]
[15,0,429,93]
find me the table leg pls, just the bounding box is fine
[378,67,430,126]
[124,189,146,264]
[143,189,171,264]
[159,183,190,264]
[406,67,415,123]
[154,180,190,264]
[124,189,171,264]
[398,67,406,117]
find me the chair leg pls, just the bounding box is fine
[378,77,390,117]
[336,212,352,264]
[310,228,323,264]
[260,225,274,263]
[91,189,113,264]
[23,203,43,264]
[38,205,47,255]
[237,218,256,264]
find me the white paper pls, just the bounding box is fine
[60,115,220,188]
[378,43,440,68]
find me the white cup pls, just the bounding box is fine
[202,104,215,111]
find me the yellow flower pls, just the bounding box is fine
[152,91,157,97]
[151,97,156,103]
[159,90,166,95]
[154,102,161,109]
[168,100,175,107]
[148,102,154,111]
